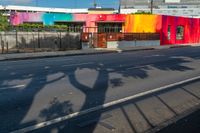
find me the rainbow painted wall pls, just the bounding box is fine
[10,12,125,27]
[10,12,200,45]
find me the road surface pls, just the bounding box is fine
[1,46,200,133]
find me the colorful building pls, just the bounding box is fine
[10,12,200,46]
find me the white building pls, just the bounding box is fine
[120,0,200,18]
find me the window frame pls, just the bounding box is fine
[176,25,184,40]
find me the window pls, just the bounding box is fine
[167,25,171,40]
[54,22,84,32]
[97,23,123,33]
[176,26,184,40]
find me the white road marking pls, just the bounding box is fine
[62,62,93,67]
[127,64,152,70]
[11,75,200,133]
[0,84,26,90]
[44,66,50,69]
[47,58,73,62]
[147,54,164,57]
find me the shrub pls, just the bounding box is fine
[0,14,9,31]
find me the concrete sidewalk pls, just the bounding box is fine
[0,45,193,61]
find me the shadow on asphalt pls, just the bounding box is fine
[157,108,200,133]
[1,47,200,133]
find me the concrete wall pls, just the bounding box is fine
[82,42,91,49]
[107,40,160,49]
[0,32,17,49]
[0,32,81,50]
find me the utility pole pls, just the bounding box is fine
[150,0,153,14]
[94,0,97,8]
[119,0,121,13]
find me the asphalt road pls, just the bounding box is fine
[1,47,200,133]
[158,106,200,133]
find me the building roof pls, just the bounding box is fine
[88,8,115,11]
[0,5,88,13]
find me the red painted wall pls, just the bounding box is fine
[161,15,200,45]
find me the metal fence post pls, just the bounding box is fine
[16,30,18,49]
[1,41,4,54]
[0,33,2,54]
[135,39,137,46]
[1,32,4,54]
[80,31,82,49]
[32,32,36,52]
[106,32,108,48]
[4,32,6,53]
[38,30,40,48]
[59,31,62,50]
[6,42,8,53]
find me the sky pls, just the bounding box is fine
[0,0,119,9]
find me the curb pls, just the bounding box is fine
[0,51,117,62]
[0,45,191,62]
[169,45,191,49]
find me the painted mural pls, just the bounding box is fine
[161,15,200,45]
[10,12,200,45]
[10,12,43,25]
[10,12,74,25]
[10,12,126,26]
[124,14,162,33]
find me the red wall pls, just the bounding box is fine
[161,15,200,45]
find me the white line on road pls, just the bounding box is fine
[145,54,164,58]
[62,62,93,67]
[11,75,200,133]
[0,84,26,90]
[127,64,152,70]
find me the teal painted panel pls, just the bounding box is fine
[42,13,74,25]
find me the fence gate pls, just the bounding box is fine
[97,33,107,48]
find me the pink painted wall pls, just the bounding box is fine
[161,15,200,45]
[10,12,44,25]
[74,14,126,32]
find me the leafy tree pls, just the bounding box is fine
[132,11,152,15]
[15,23,68,31]
[0,13,9,31]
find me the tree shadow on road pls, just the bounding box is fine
[0,49,197,133]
